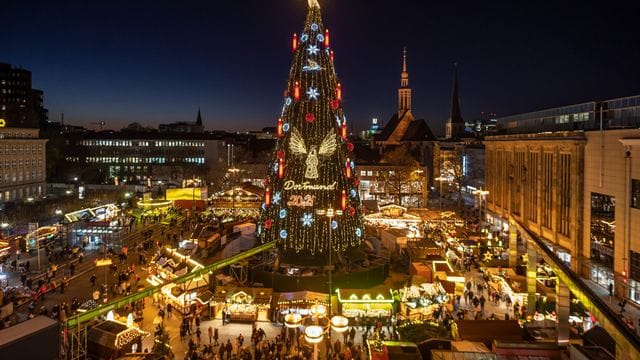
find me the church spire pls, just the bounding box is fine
[196,107,202,126]
[398,47,412,115]
[401,47,409,87]
[446,62,465,139]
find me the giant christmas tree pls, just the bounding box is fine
[258,0,365,266]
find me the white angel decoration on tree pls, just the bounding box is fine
[289,127,337,179]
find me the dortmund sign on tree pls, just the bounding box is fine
[258,0,365,265]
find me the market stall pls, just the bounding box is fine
[146,246,205,287]
[363,204,423,229]
[144,247,209,315]
[275,291,329,320]
[431,260,465,283]
[483,267,548,307]
[399,282,450,320]
[65,204,123,249]
[215,287,272,322]
[536,263,557,288]
[411,262,432,279]
[336,288,394,319]
[407,239,444,262]
[87,320,148,359]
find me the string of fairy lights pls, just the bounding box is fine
[257,5,365,261]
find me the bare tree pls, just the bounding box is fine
[379,146,422,206]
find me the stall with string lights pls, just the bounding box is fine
[336,288,395,319]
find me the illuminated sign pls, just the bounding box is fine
[0,119,5,127]
[283,180,337,191]
[287,194,315,207]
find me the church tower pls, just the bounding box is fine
[398,47,412,116]
[196,107,203,126]
[445,63,465,139]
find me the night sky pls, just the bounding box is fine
[2,0,639,135]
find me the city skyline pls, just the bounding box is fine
[2,0,639,134]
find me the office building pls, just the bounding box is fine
[0,63,48,129]
[0,127,47,202]
[62,131,224,185]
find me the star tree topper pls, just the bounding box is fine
[308,0,320,9]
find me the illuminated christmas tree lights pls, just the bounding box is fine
[258,0,364,265]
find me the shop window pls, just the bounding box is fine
[590,193,615,268]
[630,251,640,282]
[632,179,640,209]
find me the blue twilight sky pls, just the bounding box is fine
[1,0,639,135]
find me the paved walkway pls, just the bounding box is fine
[136,304,370,359]
[585,279,640,334]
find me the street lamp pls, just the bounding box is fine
[284,303,349,360]
[472,188,490,234]
[316,207,343,322]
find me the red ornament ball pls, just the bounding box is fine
[305,113,315,122]
[354,178,360,187]
[265,219,273,230]
[331,99,340,110]
[277,150,285,159]
[349,207,356,216]
[347,143,354,152]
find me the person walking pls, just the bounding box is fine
[608,281,614,297]
[218,342,225,360]
[225,340,232,360]
[208,326,213,345]
[213,327,219,346]
[166,303,172,319]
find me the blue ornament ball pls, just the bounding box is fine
[331,220,338,230]
[316,34,324,42]
[279,209,288,219]
[356,227,362,237]
[285,97,292,106]
[301,33,309,42]
[283,123,290,132]
[280,229,288,239]
[311,23,319,31]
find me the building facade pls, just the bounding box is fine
[485,132,585,264]
[584,128,640,304]
[356,164,429,208]
[486,94,640,304]
[0,63,48,129]
[62,132,224,185]
[0,127,47,202]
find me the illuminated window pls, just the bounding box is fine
[631,179,640,209]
